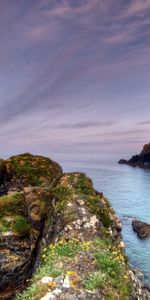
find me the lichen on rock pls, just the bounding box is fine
[0,154,149,300]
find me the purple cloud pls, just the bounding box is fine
[0,0,150,160]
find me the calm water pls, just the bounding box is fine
[60,158,150,283]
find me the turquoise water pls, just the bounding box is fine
[61,158,150,283]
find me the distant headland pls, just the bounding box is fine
[119,143,150,169]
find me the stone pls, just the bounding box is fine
[41,276,53,284]
[53,288,62,296]
[132,219,150,239]
[41,292,55,300]
[62,276,70,288]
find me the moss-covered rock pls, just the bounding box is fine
[3,153,62,188]
[0,153,62,300]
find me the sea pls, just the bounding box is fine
[57,157,150,284]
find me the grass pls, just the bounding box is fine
[74,173,95,195]
[52,184,73,212]
[15,284,40,300]
[68,173,113,228]
[83,239,131,299]
[15,239,92,300]
[85,195,112,228]
[84,271,107,290]
[15,238,131,300]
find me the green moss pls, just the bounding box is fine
[0,219,12,233]
[0,215,30,236]
[0,193,24,218]
[0,192,30,235]
[13,216,30,236]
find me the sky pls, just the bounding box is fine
[0,0,150,161]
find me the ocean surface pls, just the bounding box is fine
[60,158,150,284]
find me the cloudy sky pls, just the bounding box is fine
[0,0,150,160]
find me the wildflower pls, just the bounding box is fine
[48,281,57,288]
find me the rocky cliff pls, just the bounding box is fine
[0,153,62,299]
[119,143,150,168]
[0,153,150,300]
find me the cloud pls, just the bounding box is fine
[137,121,150,125]
[53,121,116,129]
[0,0,150,157]
[121,0,150,18]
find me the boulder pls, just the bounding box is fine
[132,219,150,239]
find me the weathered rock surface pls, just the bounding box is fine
[119,143,150,168]
[0,153,62,299]
[0,154,150,300]
[15,172,150,300]
[132,219,150,239]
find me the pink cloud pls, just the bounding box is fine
[42,0,109,19]
[121,0,150,18]
[104,32,132,45]
[26,23,58,42]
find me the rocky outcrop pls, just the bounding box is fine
[119,143,150,168]
[0,154,150,299]
[15,172,150,300]
[132,219,150,239]
[0,153,62,299]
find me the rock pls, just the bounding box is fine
[132,219,150,239]
[118,159,128,165]
[1,162,150,300]
[119,241,125,249]
[129,269,150,299]
[119,143,150,169]
[41,276,53,284]
[0,153,62,299]
[41,292,55,300]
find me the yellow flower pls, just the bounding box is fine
[48,281,57,288]
[66,271,76,276]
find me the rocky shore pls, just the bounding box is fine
[119,143,150,168]
[0,153,150,299]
